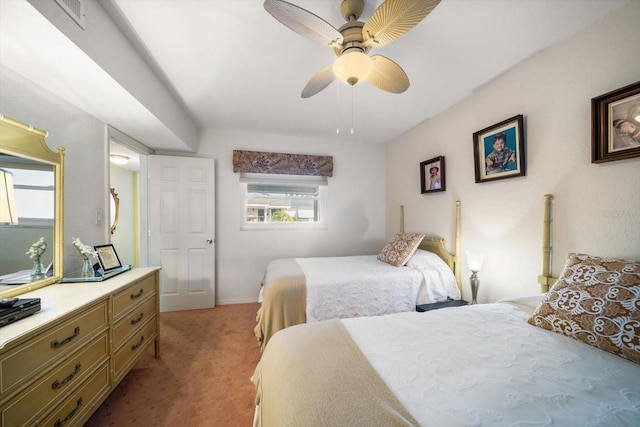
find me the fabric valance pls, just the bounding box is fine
[232,150,333,177]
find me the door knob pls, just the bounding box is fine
[206,239,213,244]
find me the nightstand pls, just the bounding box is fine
[416,299,468,312]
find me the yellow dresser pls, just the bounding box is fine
[0,267,160,427]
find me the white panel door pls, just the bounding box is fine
[148,155,215,312]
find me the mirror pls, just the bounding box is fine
[110,187,119,234]
[0,115,64,297]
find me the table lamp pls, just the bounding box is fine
[466,251,484,304]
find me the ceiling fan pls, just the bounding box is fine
[264,0,441,98]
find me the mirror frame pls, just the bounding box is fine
[0,114,65,297]
[110,187,119,234]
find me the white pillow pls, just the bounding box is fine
[406,249,445,269]
[407,249,460,303]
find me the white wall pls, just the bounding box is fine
[195,128,387,304]
[386,1,640,303]
[1,64,387,304]
[1,66,109,273]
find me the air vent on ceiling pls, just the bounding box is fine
[55,0,86,29]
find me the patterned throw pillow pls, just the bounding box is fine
[528,253,640,364]
[377,233,425,267]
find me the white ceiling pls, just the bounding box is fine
[0,0,627,152]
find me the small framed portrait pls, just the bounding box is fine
[591,80,640,163]
[94,244,122,272]
[473,115,525,183]
[420,156,445,194]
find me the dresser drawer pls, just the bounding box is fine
[0,302,108,396]
[112,316,157,383]
[112,296,156,350]
[0,332,108,427]
[37,362,110,427]
[112,275,156,320]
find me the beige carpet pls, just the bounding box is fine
[85,303,261,427]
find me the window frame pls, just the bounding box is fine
[240,173,328,230]
[0,166,55,227]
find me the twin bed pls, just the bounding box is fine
[252,196,640,426]
[255,202,463,351]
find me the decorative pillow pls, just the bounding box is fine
[377,233,425,267]
[528,253,640,364]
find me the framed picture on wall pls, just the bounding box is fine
[591,80,640,163]
[420,156,445,194]
[473,115,525,183]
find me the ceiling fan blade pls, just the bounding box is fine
[301,64,336,98]
[264,0,343,48]
[362,0,440,48]
[367,55,409,94]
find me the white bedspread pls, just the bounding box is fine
[298,255,424,322]
[342,296,640,426]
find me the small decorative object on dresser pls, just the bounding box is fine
[26,237,47,280]
[94,243,122,272]
[72,237,97,278]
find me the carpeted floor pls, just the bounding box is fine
[85,303,261,427]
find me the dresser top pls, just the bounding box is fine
[0,267,160,350]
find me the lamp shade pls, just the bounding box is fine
[333,50,373,86]
[466,251,484,272]
[0,168,19,224]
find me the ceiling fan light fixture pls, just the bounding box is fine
[333,50,372,86]
[110,154,129,165]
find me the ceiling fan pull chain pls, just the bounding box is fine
[336,82,340,134]
[350,85,355,134]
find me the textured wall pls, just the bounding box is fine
[386,1,640,302]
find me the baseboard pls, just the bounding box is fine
[216,297,260,305]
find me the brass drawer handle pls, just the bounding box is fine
[130,288,144,300]
[131,335,145,351]
[52,363,82,390]
[51,327,80,349]
[54,397,83,427]
[131,312,144,325]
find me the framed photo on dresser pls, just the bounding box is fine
[94,244,122,272]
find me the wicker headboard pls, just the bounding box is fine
[400,201,462,291]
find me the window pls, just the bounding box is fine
[241,174,327,229]
[2,167,54,226]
